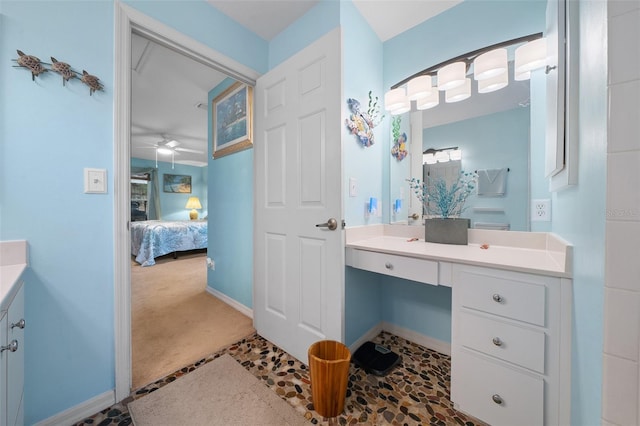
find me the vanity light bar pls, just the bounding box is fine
[386,32,547,113]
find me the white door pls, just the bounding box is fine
[254,28,344,363]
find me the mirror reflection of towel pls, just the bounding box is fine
[477,168,508,196]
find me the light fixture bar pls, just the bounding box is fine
[391,32,543,90]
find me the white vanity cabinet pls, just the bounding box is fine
[1,281,25,426]
[451,264,572,426]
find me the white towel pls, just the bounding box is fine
[477,168,508,196]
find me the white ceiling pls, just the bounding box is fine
[129,1,469,167]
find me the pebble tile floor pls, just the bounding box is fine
[74,331,486,425]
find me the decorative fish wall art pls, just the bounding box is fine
[12,49,104,96]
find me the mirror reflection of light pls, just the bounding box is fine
[435,151,450,162]
[157,147,173,155]
[478,72,509,93]
[416,89,439,110]
[423,153,437,164]
[449,149,462,161]
[424,148,462,164]
[515,38,548,74]
[445,78,471,103]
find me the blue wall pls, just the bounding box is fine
[340,0,385,344]
[0,0,267,423]
[341,0,385,228]
[1,2,115,422]
[551,1,607,422]
[206,78,253,308]
[131,158,207,220]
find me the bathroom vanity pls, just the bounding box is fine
[346,225,572,426]
[0,241,27,426]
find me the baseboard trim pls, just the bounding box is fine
[381,321,451,356]
[34,390,114,426]
[348,322,384,354]
[206,286,253,319]
[348,322,451,356]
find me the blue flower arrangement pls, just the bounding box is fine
[408,171,477,218]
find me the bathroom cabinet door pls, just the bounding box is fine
[0,310,7,426]
[6,283,24,426]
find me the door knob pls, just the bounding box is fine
[1,340,18,353]
[11,319,25,330]
[316,218,338,231]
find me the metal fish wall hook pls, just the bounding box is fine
[50,57,77,86]
[13,50,48,81]
[80,70,103,96]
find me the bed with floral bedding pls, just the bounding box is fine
[131,220,207,266]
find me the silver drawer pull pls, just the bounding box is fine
[492,293,503,303]
[385,262,393,270]
[492,394,503,405]
[1,340,18,353]
[11,319,25,330]
[492,337,503,347]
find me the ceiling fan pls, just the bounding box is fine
[141,136,205,156]
[138,136,205,168]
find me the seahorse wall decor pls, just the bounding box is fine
[12,50,104,96]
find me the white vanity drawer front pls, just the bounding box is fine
[459,311,545,373]
[457,268,546,326]
[346,249,438,285]
[452,350,543,426]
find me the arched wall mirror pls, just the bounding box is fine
[386,0,570,232]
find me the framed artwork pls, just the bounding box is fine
[163,174,192,193]
[212,81,253,159]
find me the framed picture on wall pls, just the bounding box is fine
[212,81,253,159]
[163,174,191,193]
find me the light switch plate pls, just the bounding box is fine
[84,168,107,194]
[349,177,357,197]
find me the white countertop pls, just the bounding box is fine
[346,225,572,278]
[0,240,28,312]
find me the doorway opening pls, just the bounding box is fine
[114,2,259,401]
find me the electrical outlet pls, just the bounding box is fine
[206,257,215,270]
[531,199,551,222]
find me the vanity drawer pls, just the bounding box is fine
[459,311,545,373]
[452,350,543,426]
[457,267,546,326]
[346,249,438,285]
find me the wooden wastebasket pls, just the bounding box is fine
[308,340,351,418]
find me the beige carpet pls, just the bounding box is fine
[132,253,255,389]
[128,354,309,426]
